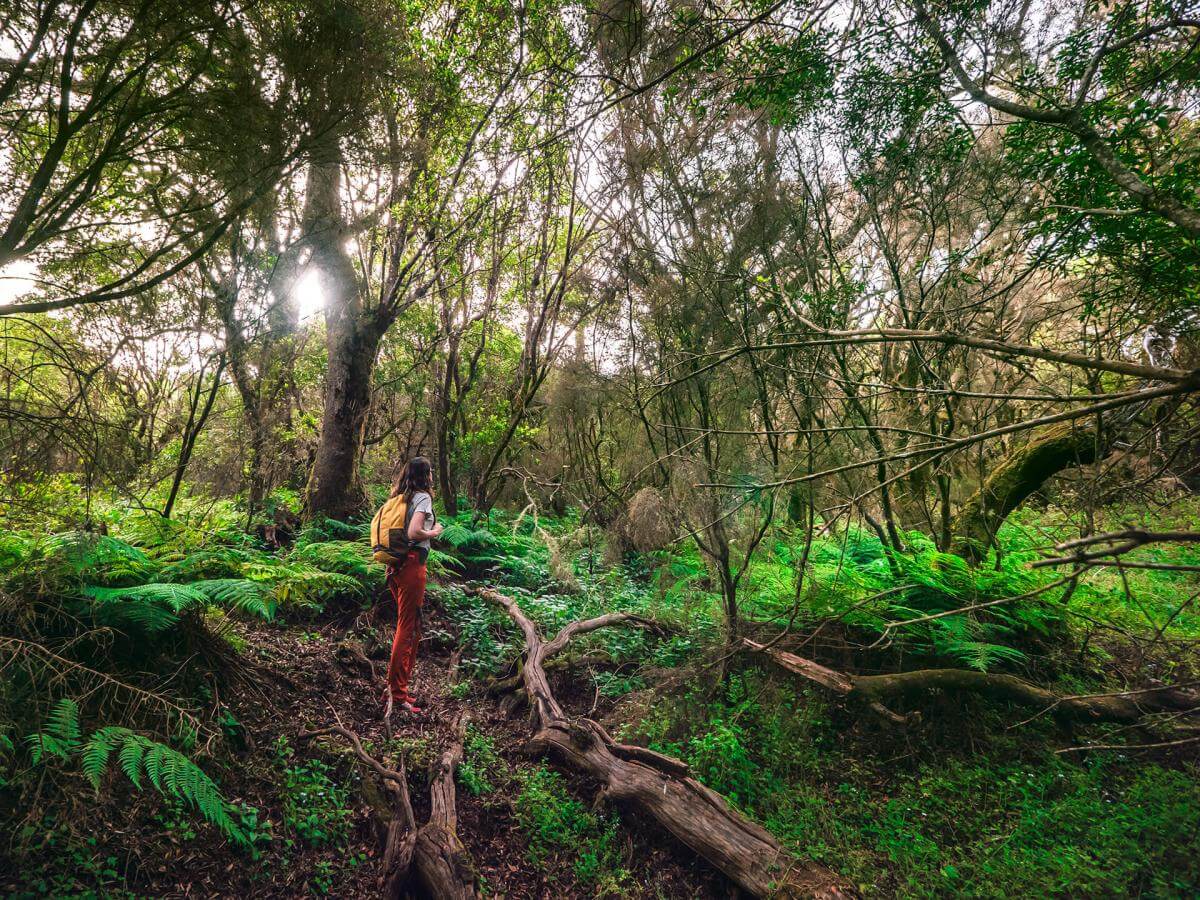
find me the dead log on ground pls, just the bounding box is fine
[745,638,1199,724]
[412,711,478,899]
[301,714,478,899]
[477,587,853,899]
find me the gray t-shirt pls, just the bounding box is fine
[409,492,434,550]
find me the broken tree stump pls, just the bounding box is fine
[476,587,853,899]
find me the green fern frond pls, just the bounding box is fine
[89,729,242,843]
[426,548,460,577]
[48,533,158,585]
[119,733,147,788]
[245,561,361,607]
[194,579,276,620]
[287,541,374,579]
[26,698,81,763]
[47,698,81,744]
[81,582,207,632]
[84,582,207,613]
[159,548,260,582]
[81,725,133,789]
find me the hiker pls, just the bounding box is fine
[371,456,443,720]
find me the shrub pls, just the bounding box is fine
[625,487,675,552]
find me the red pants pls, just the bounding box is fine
[385,553,425,701]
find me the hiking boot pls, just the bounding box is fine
[397,697,425,715]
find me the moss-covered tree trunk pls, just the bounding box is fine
[952,423,1103,564]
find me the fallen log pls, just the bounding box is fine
[300,713,478,899]
[744,638,1199,724]
[299,723,416,897]
[412,712,478,900]
[476,587,853,899]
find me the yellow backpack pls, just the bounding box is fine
[370,495,415,565]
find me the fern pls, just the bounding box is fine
[35,715,244,844]
[82,583,206,632]
[26,698,81,763]
[119,734,147,788]
[194,578,276,620]
[0,533,32,571]
[84,582,207,613]
[288,540,376,580]
[439,522,499,556]
[48,533,158,585]
[244,561,362,607]
[159,548,261,582]
[426,548,461,577]
[81,725,127,788]
[297,517,367,544]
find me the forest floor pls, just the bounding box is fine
[2,576,727,899]
[4,507,1200,898]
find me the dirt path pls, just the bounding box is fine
[94,586,729,898]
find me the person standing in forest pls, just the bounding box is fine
[371,457,443,720]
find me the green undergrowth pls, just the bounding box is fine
[621,671,1200,898]
[437,504,1200,897]
[3,490,1197,897]
[273,736,354,849]
[433,502,1200,682]
[430,509,716,677]
[0,494,382,862]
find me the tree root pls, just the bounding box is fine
[476,587,854,899]
[744,638,1200,725]
[300,712,478,899]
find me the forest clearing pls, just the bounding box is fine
[2,0,1200,897]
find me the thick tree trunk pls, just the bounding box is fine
[305,318,381,520]
[952,423,1102,563]
[479,588,853,899]
[745,639,1198,725]
[301,145,384,521]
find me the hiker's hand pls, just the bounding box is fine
[431,523,445,538]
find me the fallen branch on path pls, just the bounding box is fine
[300,711,478,899]
[412,711,478,899]
[475,586,853,899]
[744,638,1199,725]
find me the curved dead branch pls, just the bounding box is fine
[476,587,853,899]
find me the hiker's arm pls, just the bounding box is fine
[408,509,443,542]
